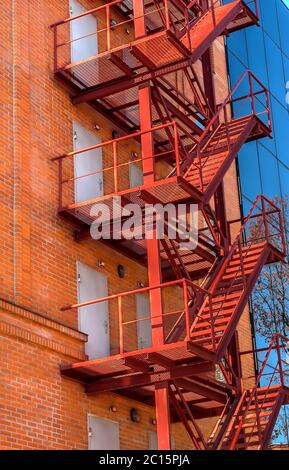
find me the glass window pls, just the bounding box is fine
[265,38,286,104]
[277,1,289,56]
[260,0,280,46]
[280,0,289,10]
[258,145,281,199]
[246,27,269,87]
[279,161,289,198]
[270,97,289,166]
[238,142,262,204]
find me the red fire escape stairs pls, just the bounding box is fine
[215,335,289,450]
[182,114,269,205]
[54,70,271,215]
[51,1,259,132]
[159,196,286,360]
[52,0,288,450]
[60,196,286,418]
[53,69,271,284]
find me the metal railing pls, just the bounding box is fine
[186,195,285,352]
[185,69,271,192]
[52,121,184,211]
[61,278,210,355]
[53,70,270,212]
[50,0,196,72]
[60,196,285,357]
[187,0,258,32]
[227,334,289,449]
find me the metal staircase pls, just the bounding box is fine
[52,0,287,450]
[218,335,289,450]
[160,195,286,354]
[51,0,259,130]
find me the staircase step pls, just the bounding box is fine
[238,430,264,440]
[190,323,228,338]
[192,317,231,333]
[182,2,243,51]
[244,410,273,419]
[235,440,260,449]
[233,420,269,430]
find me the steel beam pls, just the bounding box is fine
[133,0,171,450]
[85,361,215,394]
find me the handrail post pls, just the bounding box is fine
[106,5,111,52]
[197,145,204,191]
[261,197,270,243]
[224,105,231,151]
[53,26,58,73]
[253,389,263,444]
[119,296,124,354]
[164,0,170,30]
[209,293,216,352]
[113,140,118,193]
[58,159,63,210]
[248,72,256,115]
[210,0,216,27]
[276,336,284,387]
[238,238,246,287]
[174,122,181,176]
[183,280,190,339]
[184,7,192,50]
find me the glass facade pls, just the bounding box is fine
[225,0,289,214]
[225,0,289,444]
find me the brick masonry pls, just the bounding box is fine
[0,0,256,449]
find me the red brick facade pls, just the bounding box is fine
[0,0,255,449]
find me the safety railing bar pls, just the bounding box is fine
[200,196,284,344]
[191,69,269,160]
[52,0,188,36]
[122,308,184,326]
[228,209,280,227]
[51,0,168,29]
[196,70,251,143]
[229,339,276,448]
[246,361,280,444]
[229,333,288,447]
[61,277,192,311]
[61,146,177,185]
[240,335,289,356]
[53,122,176,161]
[50,0,125,28]
[226,89,266,106]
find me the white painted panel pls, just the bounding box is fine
[148,431,175,450]
[88,415,120,450]
[77,262,110,359]
[129,163,144,188]
[149,431,158,450]
[70,0,98,63]
[73,122,103,203]
[136,293,152,349]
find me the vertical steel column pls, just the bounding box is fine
[133,0,171,450]
[200,0,229,251]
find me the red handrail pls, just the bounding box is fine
[186,69,270,191]
[60,194,285,358]
[53,121,182,211]
[227,333,289,449]
[61,277,211,355]
[188,195,285,349]
[51,0,195,71]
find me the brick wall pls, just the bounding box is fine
[0,0,256,449]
